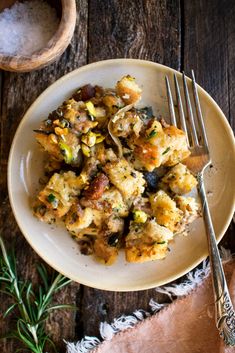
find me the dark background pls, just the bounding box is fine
[0,0,234,352]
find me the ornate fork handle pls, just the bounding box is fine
[198,172,235,346]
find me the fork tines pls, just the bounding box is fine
[165,71,209,153]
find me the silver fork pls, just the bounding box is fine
[165,71,235,346]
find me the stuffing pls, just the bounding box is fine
[33,201,57,224]
[160,163,198,195]
[34,75,201,265]
[104,158,145,201]
[162,126,191,166]
[93,238,118,265]
[116,75,142,104]
[80,187,129,218]
[35,132,63,161]
[35,131,81,164]
[125,242,168,263]
[102,93,124,111]
[125,220,173,263]
[105,215,125,234]
[112,110,143,138]
[174,195,200,226]
[132,120,190,172]
[37,171,81,218]
[65,204,94,236]
[149,190,183,232]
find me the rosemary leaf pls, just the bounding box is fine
[0,236,76,353]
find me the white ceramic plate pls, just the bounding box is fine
[8,59,235,291]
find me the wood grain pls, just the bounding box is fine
[0,1,87,352]
[88,0,181,69]
[183,0,229,118]
[183,0,235,252]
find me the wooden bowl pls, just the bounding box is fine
[0,0,76,72]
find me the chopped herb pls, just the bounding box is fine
[47,194,58,208]
[47,193,56,203]
[131,171,137,178]
[157,241,166,244]
[162,147,171,155]
[147,129,157,139]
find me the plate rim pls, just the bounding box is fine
[7,58,235,291]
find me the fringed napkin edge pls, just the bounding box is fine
[65,247,233,353]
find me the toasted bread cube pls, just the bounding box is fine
[161,163,197,195]
[38,171,81,218]
[102,188,129,217]
[112,110,143,138]
[65,205,94,235]
[80,187,129,218]
[125,242,168,263]
[174,196,200,224]
[33,201,57,224]
[93,239,118,265]
[35,132,62,161]
[133,121,190,172]
[104,159,145,201]
[116,75,142,104]
[126,220,173,247]
[149,190,183,232]
[133,121,166,171]
[125,220,173,263]
[35,131,80,164]
[162,126,190,166]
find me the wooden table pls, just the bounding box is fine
[0,1,234,352]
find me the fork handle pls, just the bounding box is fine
[197,172,235,346]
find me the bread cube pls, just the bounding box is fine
[125,219,173,263]
[38,171,81,218]
[149,190,183,232]
[161,163,197,195]
[116,75,142,104]
[104,158,145,201]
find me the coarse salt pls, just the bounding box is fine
[0,0,59,56]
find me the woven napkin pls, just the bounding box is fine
[67,258,235,353]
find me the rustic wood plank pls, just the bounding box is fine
[183,0,230,119]
[183,0,235,251]
[80,0,181,337]
[226,1,235,253]
[80,287,169,338]
[0,1,87,352]
[227,0,235,132]
[88,0,181,69]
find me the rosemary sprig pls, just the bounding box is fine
[0,236,75,353]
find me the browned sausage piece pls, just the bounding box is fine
[73,84,95,101]
[84,173,109,200]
